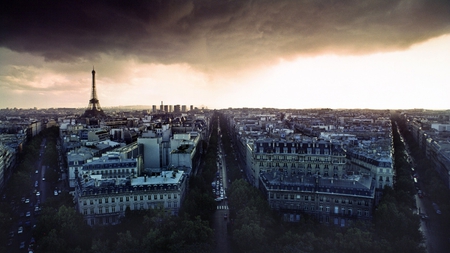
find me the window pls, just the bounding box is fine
[83,200,87,206]
[334,206,339,214]
[140,196,143,201]
[126,197,129,201]
[83,209,88,215]
[105,198,109,204]
[120,197,123,202]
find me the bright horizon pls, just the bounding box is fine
[1,1,449,110]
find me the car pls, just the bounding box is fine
[418,190,423,198]
[7,238,13,246]
[36,191,40,196]
[42,177,45,181]
[18,226,23,234]
[54,190,58,196]
[9,231,14,238]
[35,170,38,174]
[215,197,223,202]
[432,202,442,214]
[26,211,31,217]
[19,241,25,249]
[25,198,30,204]
[34,206,40,212]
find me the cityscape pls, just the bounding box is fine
[1,1,450,253]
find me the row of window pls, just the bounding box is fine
[269,194,370,206]
[82,193,178,205]
[256,155,345,161]
[85,162,137,169]
[260,162,343,171]
[83,201,179,215]
[86,168,135,175]
[274,203,370,217]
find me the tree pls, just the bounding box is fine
[114,230,141,253]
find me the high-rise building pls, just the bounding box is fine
[174,105,181,113]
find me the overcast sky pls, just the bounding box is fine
[1,0,449,110]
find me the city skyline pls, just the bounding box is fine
[1,1,449,110]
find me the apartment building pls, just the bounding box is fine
[75,153,187,225]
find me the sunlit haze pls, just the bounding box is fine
[1,1,449,110]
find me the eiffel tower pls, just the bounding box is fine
[83,67,105,118]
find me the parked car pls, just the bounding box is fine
[432,202,442,214]
[18,226,23,234]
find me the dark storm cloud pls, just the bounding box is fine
[1,0,449,70]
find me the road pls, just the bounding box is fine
[213,125,232,253]
[397,124,449,253]
[6,138,47,253]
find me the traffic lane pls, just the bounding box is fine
[213,206,230,253]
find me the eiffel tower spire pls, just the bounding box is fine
[83,67,105,118]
